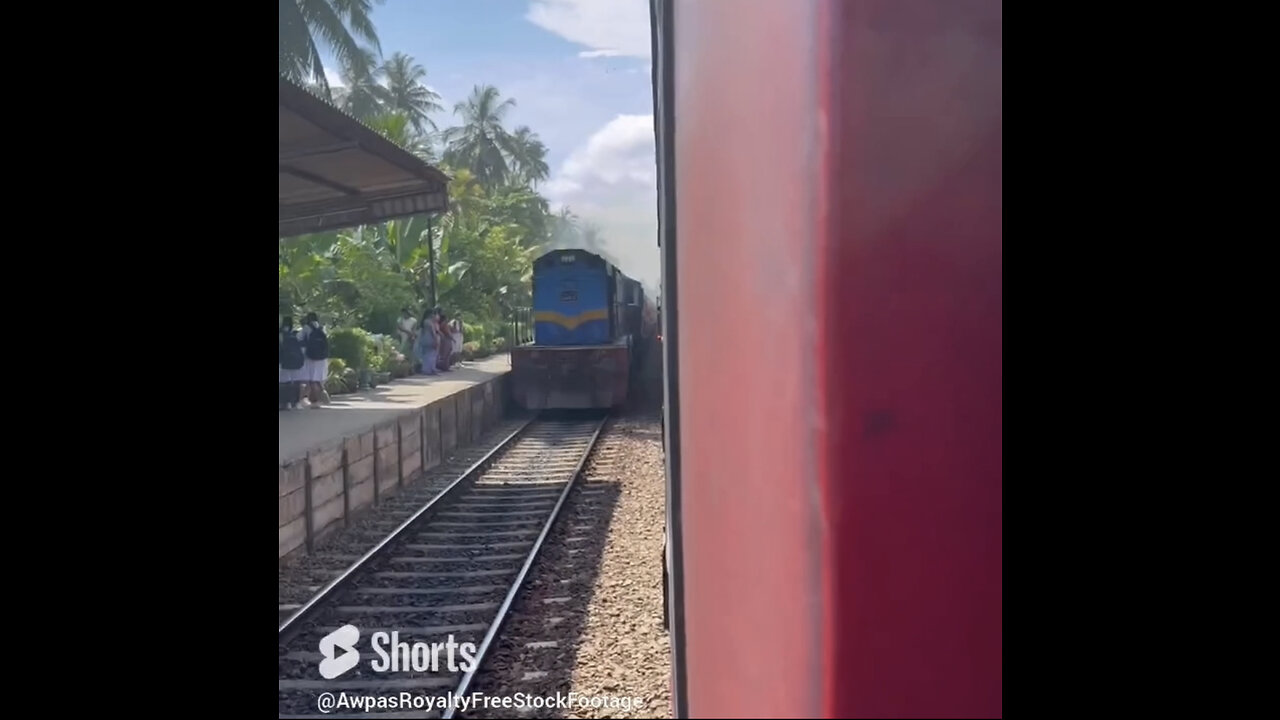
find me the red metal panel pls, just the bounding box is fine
[821,1,1002,716]
[672,0,1000,716]
[674,0,825,716]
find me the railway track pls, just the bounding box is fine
[278,413,609,719]
[279,418,533,615]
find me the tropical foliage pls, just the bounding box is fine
[279,0,600,380]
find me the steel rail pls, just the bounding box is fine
[278,415,537,643]
[441,413,610,718]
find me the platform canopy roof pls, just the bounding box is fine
[279,76,449,238]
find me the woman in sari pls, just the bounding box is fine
[436,309,454,372]
[415,309,439,376]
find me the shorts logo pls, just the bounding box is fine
[318,624,361,679]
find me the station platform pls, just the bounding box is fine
[279,354,512,559]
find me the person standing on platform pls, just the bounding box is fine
[299,311,330,407]
[436,309,454,372]
[299,312,331,407]
[398,307,420,372]
[450,317,463,367]
[279,316,305,410]
[416,308,439,376]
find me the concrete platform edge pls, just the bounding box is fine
[279,373,509,561]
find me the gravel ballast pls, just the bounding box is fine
[469,415,671,719]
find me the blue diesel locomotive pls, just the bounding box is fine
[510,249,656,409]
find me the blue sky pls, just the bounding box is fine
[317,0,659,288]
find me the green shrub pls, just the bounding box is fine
[329,328,376,370]
[326,359,357,395]
[491,336,508,351]
[369,345,410,378]
[485,322,508,347]
[363,304,402,337]
[325,374,348,396]
[463,322,486,348]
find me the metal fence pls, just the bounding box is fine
[508,306,534,347]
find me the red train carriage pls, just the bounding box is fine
[651,0,1002,717]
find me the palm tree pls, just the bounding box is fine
[378,52,444,135]
[332,46,384,120]
[365,111,436,163]
[442,85,518,189]
[279,0,384,99]
[508,126,550,187]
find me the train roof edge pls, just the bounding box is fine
[532,247,645,289]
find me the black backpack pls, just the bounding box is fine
[306,325,329,360]
[280,331,305,370]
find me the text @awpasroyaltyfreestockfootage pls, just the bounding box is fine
[315,690,647,714]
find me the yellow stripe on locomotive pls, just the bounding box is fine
[532,308,610,331]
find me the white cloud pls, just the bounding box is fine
[323,65,345,88]
[544,114,659,288]
[526,0,651,59]
[548,114,655,191]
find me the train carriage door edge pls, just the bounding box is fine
[650,0,688,717]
